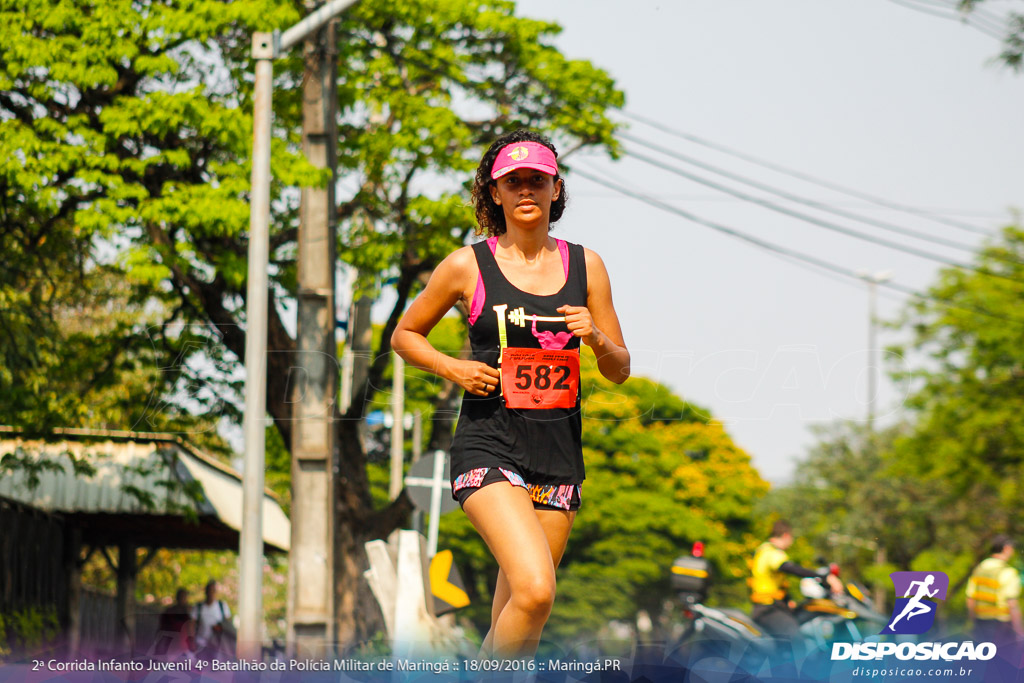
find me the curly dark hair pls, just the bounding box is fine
[470,129,568,237]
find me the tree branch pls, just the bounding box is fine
[349,259,431,420]
[143,221,297,443]
[365,491,414,540]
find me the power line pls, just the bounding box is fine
[616,109,995,237]
[570,188,1007,217]
[619,145,1024,285]
[910,0,1009,34]
[887,0,1006,38]
[571,166,1024,327]
[774,249,911,305]
[619,130,1001,258]
[392,45,1004,245]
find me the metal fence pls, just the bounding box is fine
[78,588,160,656]
[0,497,66,615]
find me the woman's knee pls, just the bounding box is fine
[509,573,556,615]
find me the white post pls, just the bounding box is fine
[426,450,446,557]
[867,276,877,430]
[412,410,422,462]
[411,410,424,533]
[238,3,361,656]
[857,270,890,430]
[237,33,274,660]
[858,269,891,613]
[390,354,405,500]
[339,350,354,414]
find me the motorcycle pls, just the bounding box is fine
[665,543,776,667]
[665,545,888,668]
[794,567,889,651]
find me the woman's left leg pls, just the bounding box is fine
[480,507,576,656]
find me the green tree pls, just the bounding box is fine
[889,225,1024,552]
[762,421,944,592]
[960,0,1024,70]
[2,0,622,645]
[768,226,1024,620]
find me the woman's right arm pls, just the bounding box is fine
[391,248,500,397]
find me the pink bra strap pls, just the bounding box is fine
[557,239,569,279]
[468,238,499,325]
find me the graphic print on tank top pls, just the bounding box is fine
[469,237,584,410]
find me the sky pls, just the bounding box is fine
[466,0,1024,484]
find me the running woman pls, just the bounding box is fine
[392,129,629,656]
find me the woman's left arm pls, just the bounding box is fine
[557,249,630,384]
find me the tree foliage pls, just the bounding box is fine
[1,0,622,453]
[768,225,1024,620]
[962,0,1024,70]
[889,226,1024,548]
[763,421,936,589]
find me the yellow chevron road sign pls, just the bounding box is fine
[429,549,470,615]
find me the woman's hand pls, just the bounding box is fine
[452,360,501,396]
[557,305,602,347]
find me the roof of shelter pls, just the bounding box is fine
[0,427,289,552]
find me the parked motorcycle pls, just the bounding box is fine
[665,543,776,667]
[665,544,888,669]
[794,568,889,650]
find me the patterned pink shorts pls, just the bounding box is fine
[452,467,581,511]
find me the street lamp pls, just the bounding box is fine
[238,0,360,660]
[856,269,892,613]
[855,270,891,432]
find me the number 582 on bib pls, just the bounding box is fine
[500,347,580,410]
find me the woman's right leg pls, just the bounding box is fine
[482,569,511,656]
[463,482,561,656]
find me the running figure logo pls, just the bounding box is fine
[881,571,949,635]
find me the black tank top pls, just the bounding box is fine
[450,238,588,485]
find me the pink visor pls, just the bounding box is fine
[490,141,558,179]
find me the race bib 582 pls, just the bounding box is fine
[500,347,580,409]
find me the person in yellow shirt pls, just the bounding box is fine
[966,535,1023,646]
[750,520,843,638]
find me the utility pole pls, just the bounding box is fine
[287,11,339,659]
[238,0,360,661]
[237,31,273,661]
[858,270,891,431]
[389,353,405,500]
[857,269,891,613]
[411,410,423,533]
[346,290,374,412]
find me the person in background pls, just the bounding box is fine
[967,534,1023,646]
[191,579,234,659]
[153,587,195,657]
[750,520,843,638]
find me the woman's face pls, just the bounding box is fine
[489,168,562,230]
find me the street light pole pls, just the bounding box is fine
[389,353,405,501]
[237,0,360,661]
[237,34,274,660]
[857,269,891,614]
[858,270,891,430]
